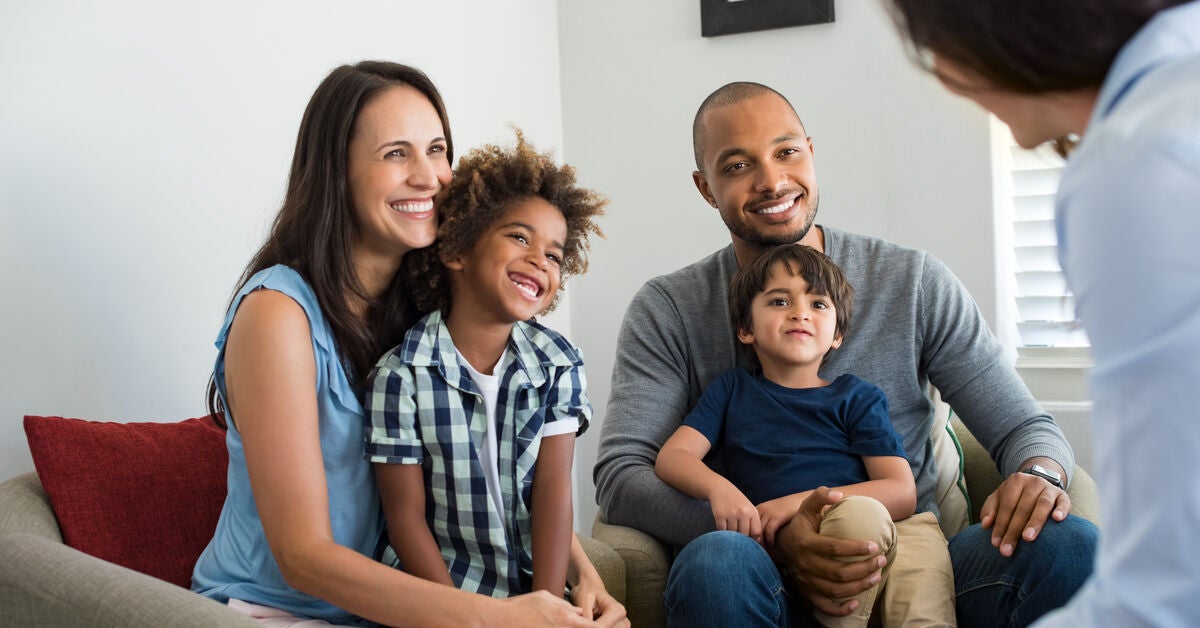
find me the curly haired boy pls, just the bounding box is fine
[365,130,606,602]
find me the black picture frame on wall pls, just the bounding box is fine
[701,0,835,37]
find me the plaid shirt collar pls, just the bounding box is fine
[399,309,581,394]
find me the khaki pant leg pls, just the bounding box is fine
[814,495,897,628]
[878,511,956,627]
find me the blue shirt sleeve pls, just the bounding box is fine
[680,369,737,447]
[843,381,907,460]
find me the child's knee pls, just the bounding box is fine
[819,495,896,557]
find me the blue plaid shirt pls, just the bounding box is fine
[364,310,590,597]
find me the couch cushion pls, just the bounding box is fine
[23,415,228,588]
[929,387,971,538]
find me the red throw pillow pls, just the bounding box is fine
[23,415,228,588]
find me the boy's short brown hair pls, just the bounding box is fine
[729,244,854,349]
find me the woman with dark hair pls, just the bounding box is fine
[884,1,1200,625]
[191,61,625,627]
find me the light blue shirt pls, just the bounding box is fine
[1035,2,1200,626]
[192,265,381,625]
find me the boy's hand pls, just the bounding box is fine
[757,493,806,546]
[709,484,763,542]
[569,560,630,628]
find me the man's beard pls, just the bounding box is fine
[725,192,819,248]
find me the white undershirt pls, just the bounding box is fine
[457,347,581,517]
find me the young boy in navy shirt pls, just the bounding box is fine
[655,244,954,627]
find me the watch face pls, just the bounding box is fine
[1026,465,1062,487]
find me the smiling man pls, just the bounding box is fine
[690,86,819,259]
[593,82,1098,627]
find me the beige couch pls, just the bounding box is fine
[593,412,1101,628]
[1,414,626,628]
[0,470,626,627]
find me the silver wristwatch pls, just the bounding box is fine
[1022,464,1064,489]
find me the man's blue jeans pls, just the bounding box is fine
[951,515,1097,627]
[664,516,1097,628]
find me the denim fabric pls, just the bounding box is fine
[950,515,1098,627]
[665,531,818,628]
[666,518,1096,627]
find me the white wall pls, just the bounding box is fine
[557,0,997,530]
[2,1,1002,540]
[0,1,568,481]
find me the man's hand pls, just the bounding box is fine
[981,462,1071,557]
[709,484,763,542]
[773,488,886,617]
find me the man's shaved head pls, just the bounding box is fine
[692,82,806,171]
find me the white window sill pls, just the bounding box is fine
[1015,346,1093,370]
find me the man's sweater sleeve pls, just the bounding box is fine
[593,282,716,546]
[918,254,1076,484]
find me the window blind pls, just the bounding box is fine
[1000,137,1089,348]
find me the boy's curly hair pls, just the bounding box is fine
[404,129,606,317]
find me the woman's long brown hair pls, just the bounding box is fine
[206,61,453,429]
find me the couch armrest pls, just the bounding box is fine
[592,513,670,628]
[0,472,62,539]
[954,418,1101,526]
[0,531,257,628]
[577,532,627,605]
[1063,466,1100,526]
[1,472,256,627]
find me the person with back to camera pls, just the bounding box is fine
[365,131,607,603]
[191,60,625,627]
[883,1,1200,625]
[654,243,956,627]
[593,79,1099,627]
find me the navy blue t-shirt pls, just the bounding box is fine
[682,369,907,505]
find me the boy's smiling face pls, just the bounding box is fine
[444,196,567,325]
[738,262,842,380]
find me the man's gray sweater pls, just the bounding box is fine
[594,226,1074,546]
